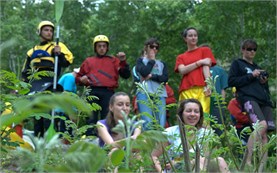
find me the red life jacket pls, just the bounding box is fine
[77,56,121,89]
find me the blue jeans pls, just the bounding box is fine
[136,92,166,131]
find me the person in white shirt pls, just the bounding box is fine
[151,98,230,173]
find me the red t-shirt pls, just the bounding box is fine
[174,47,216,93]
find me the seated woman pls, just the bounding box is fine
[97,92,141,150]
[151,98,230,173]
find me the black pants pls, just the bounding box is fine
[86,87,114,136]
[34,117,51,137]
[56,112,73,136]
[30,77,64,137]
[210,102,226,136]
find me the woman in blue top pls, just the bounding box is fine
[135,38,168,131]
[97,92,141,149]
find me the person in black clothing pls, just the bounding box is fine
[75,35,130,136]
[228,39,275,167]
[21,20,73,137]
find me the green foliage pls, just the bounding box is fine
[0,1,276,172]
[111,149,125,166]
[14,134,63,172]
[50,141,107,172]
[0,127,20,153]
[135,82,167,131]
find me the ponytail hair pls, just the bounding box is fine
[106,92,129,131]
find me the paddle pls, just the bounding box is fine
[45,0,65,142]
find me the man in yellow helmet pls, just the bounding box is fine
[76,34,130,136]
[21,20,74,137]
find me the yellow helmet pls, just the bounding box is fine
[232,87,236,93]
[37,21,54,35]
[92,35,109,47]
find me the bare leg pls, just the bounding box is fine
[246,120,268,165]
[217,157,230,173]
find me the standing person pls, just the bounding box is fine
[210,64,228,136]
[55,68,80,137]
[228,39,275,167]
[76,35,130,136]
[97,92,141,148]
[21,20,73,137]
[151,99,230,173]
[135,38,168,131]
[175,27,216,114]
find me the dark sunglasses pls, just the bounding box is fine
[149,45,159,50]
[245,48,257,52]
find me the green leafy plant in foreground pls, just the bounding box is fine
[1,70,276,172]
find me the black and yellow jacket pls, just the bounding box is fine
[21,41,73,82]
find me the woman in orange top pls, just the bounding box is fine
[175,27,216,114]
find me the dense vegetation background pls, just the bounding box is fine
[0,1,276,172]
[1,0,276,101]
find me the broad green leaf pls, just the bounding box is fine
[111,148,125,166]
[50,141,107,172]
[45,123,56,143]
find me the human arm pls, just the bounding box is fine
[228,60,258,87]
[54,42,74,68]
[131,127,141,139]
[202,65,211,96]
[97,121,116,146]
[136,57,155,78]
[117,52,131,79]
[150,61,169,83]
[21,56,31,82]
[75,60,91,86]
[177,57,212,75]
[151,142,170,172]
[221,89,226,99]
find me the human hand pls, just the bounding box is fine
[116,52,126,61]
[258,70,269,84]
[53,45,61,55]
[204,86,211,96]
[80,75,90,84]
[259,77,268,84]
[165,162,172,171]
[252,69,261,78]
[141,74,152,81]
[198,58,212,66]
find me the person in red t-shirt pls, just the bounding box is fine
[174,27,216,114]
